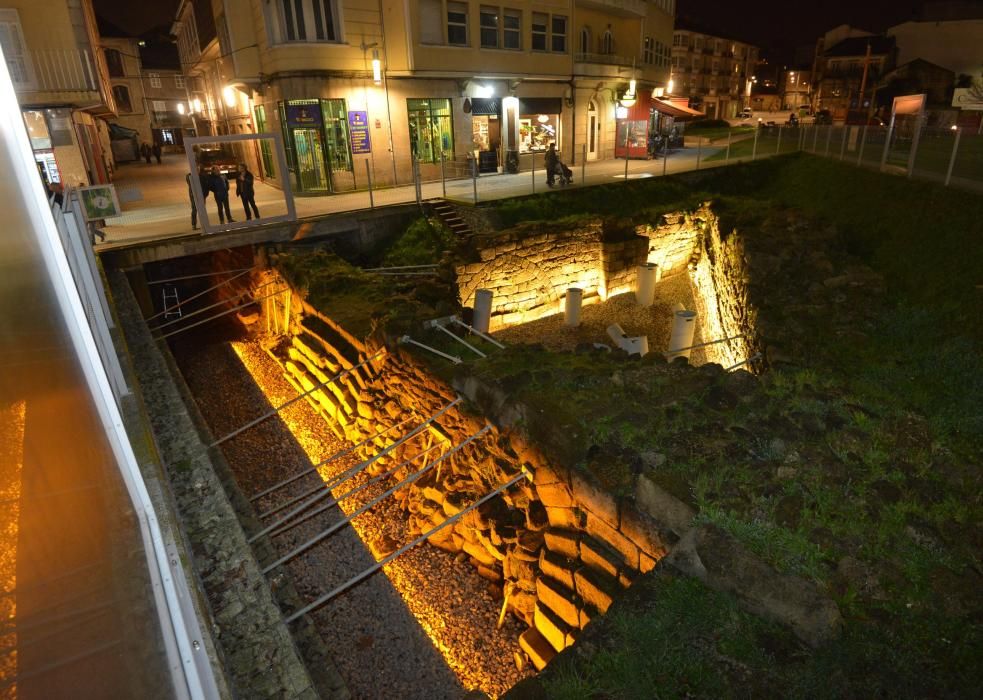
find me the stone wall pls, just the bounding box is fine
[260,267,678,671]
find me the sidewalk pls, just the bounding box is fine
[97,145,726,250]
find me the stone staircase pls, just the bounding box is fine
[429,199,473,238]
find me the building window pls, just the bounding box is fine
[277,0,338,42]
[148,72,161,88]
[104,48,125,77]
[673,33,682,47]
[480,7,498,48]
[175,74,186,88]
[407,98,453,163]
[601,30,613,55]
[112,85,132,112]
[321,98,352,172]
[532,12,547,51]
[0,9,34,88]
[447,1,468,46]
[579,27,590,55]
[551,15,567,52]
[643,37,654,64]
[152,99,167,121]
[503,9,520,49]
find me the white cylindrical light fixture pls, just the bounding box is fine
[636,263,659,307]
[564,288,583,327]
[473,289,493,334]
[372,50,382,85]
[667,310,698,362]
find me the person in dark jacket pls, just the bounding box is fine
[140,142,152,164]
[206,167,234,224]
[187,168,210,230]
[235,164,260,220]
[152,142,162,164]
[544,143,558,186]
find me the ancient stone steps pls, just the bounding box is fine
[429,200,473,238]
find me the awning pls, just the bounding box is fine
[469,98,501,116]
[651,99,704,121]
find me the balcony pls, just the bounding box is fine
[575,52,635,68]
[575,0,647,18]
[22,49,101,93]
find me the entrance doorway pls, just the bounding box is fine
[587,100,598,161]
[293,128,328,192]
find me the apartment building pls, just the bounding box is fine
[171,0,675,195]
[669,19,758,119]
[1,0,116,186]
[810,26,896,119]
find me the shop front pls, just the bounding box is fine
[278,98,354,194]
[518,98,562,154]
[614,89,653,159]
[468,97,501,173]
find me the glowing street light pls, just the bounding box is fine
[372,49,382,86]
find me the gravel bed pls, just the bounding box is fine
[492,273,708,364]
[175,337,530,698]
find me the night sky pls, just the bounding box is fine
[93,0,930,64]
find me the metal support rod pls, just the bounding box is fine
[725,352,763,372]
[666,333,746,355]
[440,151,446,198]
[249,414,414,502]
[400,335,462,364]
[146,269,252,323]
[725,128,731,163]
[434,323,486,357]
[662,143,668,176]
[696,137,702,169]
[209,350,386,448]
[839,125,849,160]
[945,127,962,187]
[147,267,254,285]
[284,469,526,623]
[752,127,759,161]
[365,160,374,209]
[255,398,460,520]
[450,317,505,348]
[156,287,288,340]
[473,163,479,204]
[531,152,536,194]
[776,126,782,154]
[254,442,443,542]
[263,425,492,574]
[906,116,924,179]
[0,639,123,691]
[363,264,439,271]
[812,124,820,152]
[581,143,586,184]
[824,125,833,156]
[151,282,259,331]
[263,443,444,540]
[856,125,868,165]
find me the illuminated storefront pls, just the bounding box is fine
[278,99,353,194]
[518,98,562,153]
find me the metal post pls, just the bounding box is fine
[812,125,820,152]
[531,152,535,194]
[776,126,782,154]
[945,127,962,187]
[413,156,422,205]
[906,115,924,179]
[725,128,731,163]
[440,151,446,198]
[856,125,868,165]
[662,141,668,176]
[798,124,806,151]
[839,125,849,160]
[581,143,586,184]
[365,160,374,209]
[696,137,702,169]
[472,162,479,204]
[880,117,895,171]
[824,125,832,156]
[751,127,759,161]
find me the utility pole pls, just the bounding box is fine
[857,41,872,120]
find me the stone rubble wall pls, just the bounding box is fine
[259,268,679,671]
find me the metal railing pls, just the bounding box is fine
[24,49,100,93]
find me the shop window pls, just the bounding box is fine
[105,48,124,77]
[673,33,682,47]
[601,30,613,55]
[321,98,352,172]
[480,6,498,49]
[277,0,339,43]
[532,13,547,51]
[503,9,521,49]
[518,112,559,153]
[254,104,276,178]
[112,85,132,113]
[447,1,468,46]
[407,98,453,164]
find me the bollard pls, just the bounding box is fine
[531,152,536,194]
[473,289,493,334]
[564,288,583,327]
[667,309,697,362]
[635,263,659,307]
[440,151,446,197]
[696,137,702,169]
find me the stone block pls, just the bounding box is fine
[584,511,640,571]
[539,549,577,590]
[463,539,498,568]
[634,474,696,535]
[536,575,581,629]
[534,602,576,653]
[619,505,674,560]
[518,627,556,672]
[579,534,623,579]
[536,481,574,509]
[545,505,583,530]
[570,472,619,530]
[543,528,579,560]
[510,590,537,626]
[574,567,619,614]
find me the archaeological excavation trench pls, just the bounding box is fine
[114,201,844,698]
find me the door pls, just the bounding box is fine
[292,128,328,192]
[587,100,598,161]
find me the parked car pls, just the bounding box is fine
[739,107,753,119]
[197,146,240,179]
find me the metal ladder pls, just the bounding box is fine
[162,285,182,320]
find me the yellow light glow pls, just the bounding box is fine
[1,400,27,692]
[177,103,186,115]
[223,86,237,107]
[372,58,382,85]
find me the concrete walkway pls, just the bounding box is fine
[97,145,735,250]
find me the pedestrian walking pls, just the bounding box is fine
[235,164,260,220]
[207,167,234,224]
[140,142,152,164]
[152,142,162,164]
[187,168,209,230]
[544,143,558,187]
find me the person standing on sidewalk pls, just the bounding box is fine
[140,142,152,164]
[235,164,260,221]
[545,143,558,187]
[152,142,162,164]
[206,167,234,224]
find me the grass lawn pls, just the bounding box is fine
[684,125,755,143]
